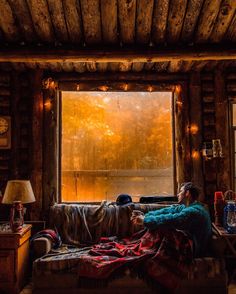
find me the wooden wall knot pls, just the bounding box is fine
[49,187,57,206]
[42,78,58,90]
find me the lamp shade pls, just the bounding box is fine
[2,180,36,204]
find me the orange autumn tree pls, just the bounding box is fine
[61,91,173,201]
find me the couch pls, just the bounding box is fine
[32,202,228,294]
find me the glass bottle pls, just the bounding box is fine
[224,201,236,233]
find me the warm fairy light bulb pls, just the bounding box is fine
[98,85,109,91]
[192,150,200,159]
[176,100,183,107]
[122,83,128,91]
[175,85,181,94]
[190,124,199,135]
[39,101,44,111]
[44,98,52,110]
[147,85,153,92]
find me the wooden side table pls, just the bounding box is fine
[0,224,32,294]
[212,223,236,258]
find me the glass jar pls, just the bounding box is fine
[224,201,236,233]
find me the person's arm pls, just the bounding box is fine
[145,204,184,217]
[144,205,195,230]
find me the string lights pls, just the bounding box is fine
[192,150,200,160]
[175,85,182,109]
[189,124,199,135]
[72,83,173,93]
[147,85,153,92]
[98,85,109,91]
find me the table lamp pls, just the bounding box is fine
[2,180,36,232]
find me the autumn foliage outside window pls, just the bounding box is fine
[61,91,174,202]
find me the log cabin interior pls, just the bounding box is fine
[0,0,236,293]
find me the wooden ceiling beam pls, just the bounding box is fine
[1,47,236,62]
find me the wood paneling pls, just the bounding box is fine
[166,0,188,44]
[73,62,86,73]
[210,0,236,43]
[47,0,69,43]
[168,61,183,73]
[189,72,204,200]
[27,0,54,43]
[63,0,83,44]
[96,62,108,72]
[0,0,234,71]
[132,62,144,72]
[7,0,36,43]
[0,72,11,195]
[101,0,118,44]
[154,62,169,72]
[195,0,222,43]
[30,70,43,220]
[136,0,154,44]
[215,70,231,191]
[152,0,169,44]
[118,0,136,44]
[0,0,20,42]
[225,11,236,42]
[42,78,58,212]
[181,0,204,43]
[80,0,102,44]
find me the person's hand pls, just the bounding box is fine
[131,210,144,227]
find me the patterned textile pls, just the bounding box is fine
[34,228,193,291]
[49,202,171,246]
[31,229,62,249]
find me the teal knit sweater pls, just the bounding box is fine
[144,202,212,257]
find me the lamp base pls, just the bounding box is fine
[10,201,24,232]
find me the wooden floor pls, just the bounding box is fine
[19,282,32,294]
[19,283,236,294]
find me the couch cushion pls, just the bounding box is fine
[49,202,171,245]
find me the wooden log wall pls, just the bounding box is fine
[226,72,236,192]
[201,73,217,208]
[0,71,33,220]
[0,68,234,221]
[0,72,11,217]
[30,70,43,220]
[201,71,232,210]
[189,72,204,201]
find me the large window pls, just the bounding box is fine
[60,91,175,202]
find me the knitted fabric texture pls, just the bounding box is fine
[144,202,212,257]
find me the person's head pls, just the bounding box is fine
[177,182,200,205]
[116,194,132,206]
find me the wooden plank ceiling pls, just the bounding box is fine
[0,0,236,73]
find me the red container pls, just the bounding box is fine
[214,191,225,226]
[214,191,224,202]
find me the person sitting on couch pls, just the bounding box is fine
[131,182,212,257]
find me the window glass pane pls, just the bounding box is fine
[61,91,174,202]
[235,155,236,174]
[234,131,236,149]
[233,105,236,126]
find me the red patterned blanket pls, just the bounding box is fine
[77,228,193,290]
